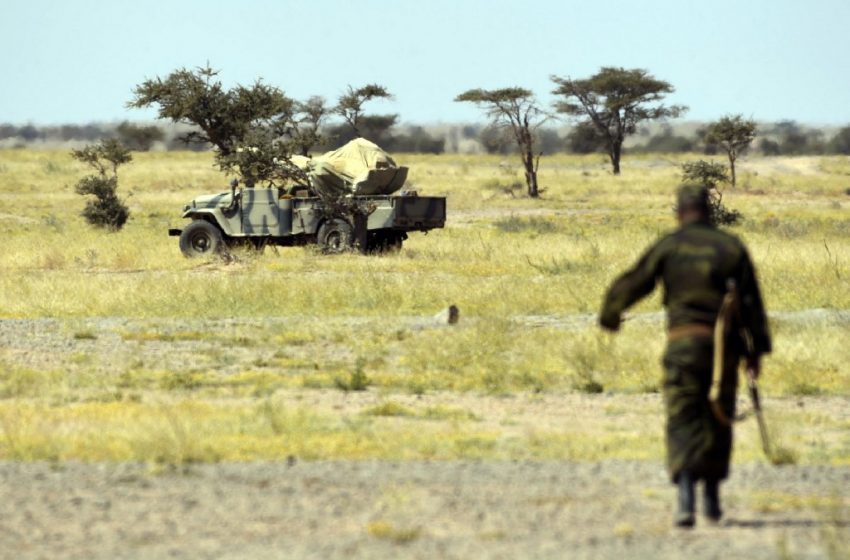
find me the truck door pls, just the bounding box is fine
[241,188,279,235]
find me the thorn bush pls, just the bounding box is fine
[71,139,132,230]
[681,160,742,225]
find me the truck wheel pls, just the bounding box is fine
[318,219,354,254]
[179,220,223,257]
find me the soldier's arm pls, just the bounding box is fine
[599,240,666,331]
[738,247,771,356]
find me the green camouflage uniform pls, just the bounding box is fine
[600,215,770,483]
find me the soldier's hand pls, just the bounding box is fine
[746,356,761,380]
[599,312,621,332]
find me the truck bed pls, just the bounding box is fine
[387,195,446,230]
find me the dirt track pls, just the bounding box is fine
[2,460,848,559]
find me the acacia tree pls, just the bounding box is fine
[551,67,686,174]
[455,87,546,197]
[704,114,756,187]
[129,65,304,186]
[334,84,395,138]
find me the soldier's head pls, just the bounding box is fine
[675,183,710,224]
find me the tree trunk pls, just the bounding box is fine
[522,147,539,197]
[609,141,622,175]
[729,153,737,187]
[525,169,539,198]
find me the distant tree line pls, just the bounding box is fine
[5,119,850,157]
[0,121,185,151]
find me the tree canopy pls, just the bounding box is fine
[551,67,686,174]
[71,138,132,177]
[334,84,395,138]
[129,65,304,186]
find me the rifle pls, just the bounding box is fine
[711,280,771,458]
[746,367,771,457]
[736,282,772,458]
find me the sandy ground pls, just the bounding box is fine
[1,316,849,558]
[2,460,848,560]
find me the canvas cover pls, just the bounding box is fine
[304,138,408,199]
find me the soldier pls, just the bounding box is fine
[599,183,771,528]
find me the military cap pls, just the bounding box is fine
[676,183,710,212]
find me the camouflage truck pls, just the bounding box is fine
[168,139,445,256]
[168,181,446,256]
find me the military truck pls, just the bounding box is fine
[169,138,445,257]
[168,182,446,256]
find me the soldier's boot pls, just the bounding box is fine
[674,470,696,528]
[703,478,723,522]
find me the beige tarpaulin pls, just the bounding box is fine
[299,138,408,198]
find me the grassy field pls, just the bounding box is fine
[0,149,848,464]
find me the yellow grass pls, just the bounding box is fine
[1,151,848,318]
[0,392,845,464]
[0,149,848,463]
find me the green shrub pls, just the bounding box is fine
[75,176,130,230]
[335,359,371,391]
[681,160,742,225]
[71,139,132,230]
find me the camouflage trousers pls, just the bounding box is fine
[662,335,740,484]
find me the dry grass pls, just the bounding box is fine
[0,149,848,463]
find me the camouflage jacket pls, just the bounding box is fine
[599,220,771,356]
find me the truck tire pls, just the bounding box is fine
[318,219,354,254]
[179,220,224,257]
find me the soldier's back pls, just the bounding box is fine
[658,221,746,328]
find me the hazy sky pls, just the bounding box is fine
[2,0,848,125]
